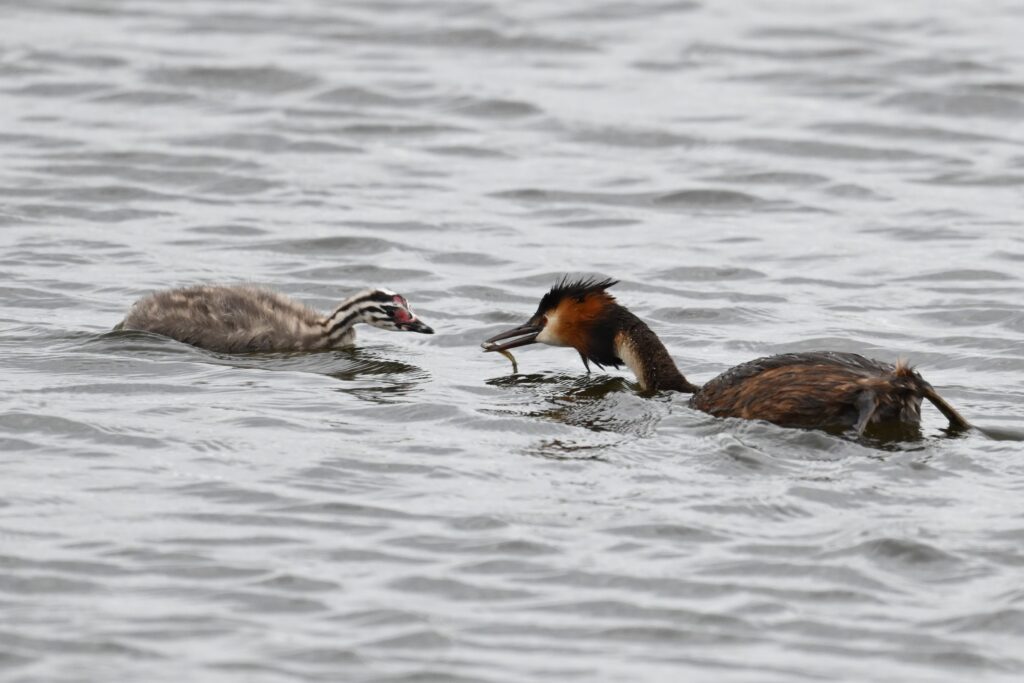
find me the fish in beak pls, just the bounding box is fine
[481,319,542,352]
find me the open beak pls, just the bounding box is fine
[403,318,434,334]
[481,321,541,352]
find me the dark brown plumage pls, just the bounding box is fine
[482,277,970,436]
[690,352,967,434]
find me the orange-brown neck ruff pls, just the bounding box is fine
[527,276,695,392]
[548,290,617,356]
[548,293,696,392]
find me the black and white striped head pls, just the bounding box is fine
[325,288,433,340]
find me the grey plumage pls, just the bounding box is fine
[118,284,433,353]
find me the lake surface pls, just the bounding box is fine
[2,0,1023,681]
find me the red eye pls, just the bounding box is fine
[540,316,548,326]
[393,308,413,323]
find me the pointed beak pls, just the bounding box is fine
[481,321,542,352]
[403,318,434,334]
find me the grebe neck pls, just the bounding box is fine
[613,315,699,393]
[321,290,381,344]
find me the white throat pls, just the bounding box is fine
[614,332,647,390]
[536,310,568,346]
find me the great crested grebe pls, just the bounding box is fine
[482,277,970,435]
[117,284,433,353]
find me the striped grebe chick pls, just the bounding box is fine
[482,277,970,435]
[118,284,433,353]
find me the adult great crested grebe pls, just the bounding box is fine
[117,284,433,353]
[482,277,970,435]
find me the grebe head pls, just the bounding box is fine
[365,288,433,334]
[333,288,433,334]
[482,276,696,392]
[482,276,619,359]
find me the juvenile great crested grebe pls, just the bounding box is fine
[118,284,433,353]
[482,277,970,435]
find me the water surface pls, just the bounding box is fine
[1,1,1023,681]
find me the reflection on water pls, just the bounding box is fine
[485,373,667,437]
[99,331,431,401]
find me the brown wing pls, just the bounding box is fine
[698,352,893,391]
[689,352,900,430]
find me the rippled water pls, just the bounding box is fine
[2,1,1024,681]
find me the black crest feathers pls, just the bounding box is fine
[536,276,618,314]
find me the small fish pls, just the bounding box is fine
[481,340,519,374]
[496,347,519,374]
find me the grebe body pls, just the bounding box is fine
[483,277,969,435]
[689,351,964,434]
[119,285,432,353]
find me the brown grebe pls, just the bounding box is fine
[118,285,433,353]
[482,277,970,435]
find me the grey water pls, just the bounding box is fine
[1,0,1023,681]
